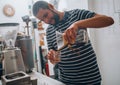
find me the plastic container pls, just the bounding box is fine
[0,23,19,49]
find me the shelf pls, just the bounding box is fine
[38,30,45,34]
[41,46,47,49]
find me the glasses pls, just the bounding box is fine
[53,51,61,62]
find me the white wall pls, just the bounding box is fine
[58,0,88,11]
[88,0,120,85]
[67,0,88,10]
[0,0,30,31]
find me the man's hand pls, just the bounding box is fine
[47,49,60,64]
[63,23,79,45]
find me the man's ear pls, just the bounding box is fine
[48,4,54,9]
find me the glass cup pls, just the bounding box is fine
[53,51,61,63]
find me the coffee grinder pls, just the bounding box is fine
[0,23,25,75]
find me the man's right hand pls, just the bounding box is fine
[47,49,60,64]
[63,22,79,45]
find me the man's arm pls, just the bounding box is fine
[63,14,114,44]
[75,14,114,28]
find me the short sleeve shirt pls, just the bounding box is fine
[46,9,101,85]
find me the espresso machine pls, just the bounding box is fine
[0,23,25,75]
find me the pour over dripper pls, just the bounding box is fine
[0,23,19,49]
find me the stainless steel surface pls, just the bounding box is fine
[16,37,34,72]
[1,71,31,85]
[0,23,25,75]
[2,48,25,74]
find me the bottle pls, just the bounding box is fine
[75,29,88,44]
[56,29,89,50]
[56,31,65,50]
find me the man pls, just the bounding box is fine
[32,1,114,85]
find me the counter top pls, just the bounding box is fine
[29,70,65,85]
[0,70,65,85]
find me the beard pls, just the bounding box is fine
[53,13,60,25]
[49,9,60,25]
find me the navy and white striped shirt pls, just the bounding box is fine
[46,9,101,85]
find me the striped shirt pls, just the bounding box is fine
[46,9,101,85]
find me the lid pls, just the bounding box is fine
[0,23,19,27]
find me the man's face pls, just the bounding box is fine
[36,8,60,25]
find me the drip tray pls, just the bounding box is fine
[1,71,31,85]
[5,72,25,80]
